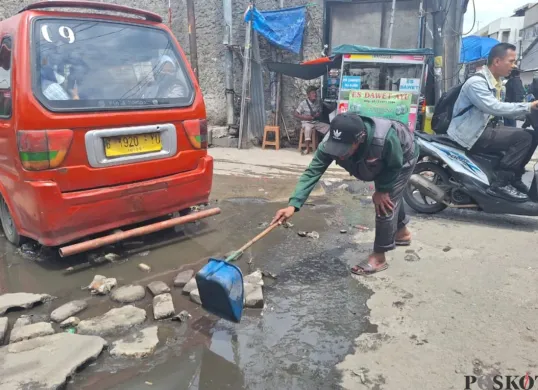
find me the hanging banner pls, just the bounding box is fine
[348,90,413,125]
[244,6,306,54]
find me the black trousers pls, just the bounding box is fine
[471,125,533,177]
[374,155,418,253]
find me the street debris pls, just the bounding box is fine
[10,322,55,344]
[261,270,278,279]
[337,183,349,191]
[88,275,117,295]
[182,277,198,295]
[104,253,120,262]
[307,231,320,239]
[0,333,107,389]
[282,221,294,228]
[78,305,147,336]
[298,231,320,239]
[0,293,54,315]
[153,294,175,320]
[190,289,202,305]
[51,300,88,323]
[65,327,76,334]
[147,281,170,296]
[60,317,80,328]
[110,326,159,358]
[174,269,194,288]
[0,317,7,343]
[354,225,370,231]
[259,222,269,228]
[146,382,153,386]
[340,229,348,234]
[110,285,146,304]
[20,242,39,256]
[443,246,452,252]
[137,251,150,257]
[138,263,151,272]
[171,310,191,322]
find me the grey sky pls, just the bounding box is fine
[463,0,534,35]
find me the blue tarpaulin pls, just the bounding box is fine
[460,36,499,64]
[244,6,306,54]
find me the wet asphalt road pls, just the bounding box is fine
[0,176,379,390]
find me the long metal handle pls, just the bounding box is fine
[225,222,280,262]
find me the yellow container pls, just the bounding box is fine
[423,106,434,134]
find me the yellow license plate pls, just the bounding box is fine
[104,133,162,157]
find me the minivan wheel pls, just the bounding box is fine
[0,198,23,246]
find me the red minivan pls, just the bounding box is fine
[0,1,213,248]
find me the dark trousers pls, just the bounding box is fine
[471,125,533,178]
[374,156,418,253]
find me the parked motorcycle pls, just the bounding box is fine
[404,113,538,216]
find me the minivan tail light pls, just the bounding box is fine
[183,119,208,149]
[17,130,73,170]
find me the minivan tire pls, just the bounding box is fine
[0,198,24,246]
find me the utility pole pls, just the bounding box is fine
[432,0,446,102]
[186,0,199,80]
[223,0,234,129]
[387,0,397,48]
[417,0,425,48]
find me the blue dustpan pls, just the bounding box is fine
[196,223,280,323]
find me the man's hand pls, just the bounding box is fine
[372,192,394,216]
[531,100,538,110]
[271,206,295,225]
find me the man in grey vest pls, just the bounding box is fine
[271,113,419,276]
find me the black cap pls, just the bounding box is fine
[323,113,367,157]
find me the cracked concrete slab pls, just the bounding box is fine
[0,293,53,315]
[0,333,106,389]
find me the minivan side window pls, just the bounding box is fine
[0,37,12,118]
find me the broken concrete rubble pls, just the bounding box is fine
[0,293,54,315]
[9,322,55,344]
[244,270,264,286]
[172,310,191,322]
[153,293,175,320]
[0,317,7,343]
[88,275,117,295]
[0,333,107,389]
[190,289,202,305]
[78,305,146,336]
[50,300,88,323]
[174,269,194,288]
[110,326,159,358]
[60,316,80,328]
[110,285,146,303]
[182,277,198,294]
[244,283,264,309]
[13,315,31,329]
[147,281,170,296]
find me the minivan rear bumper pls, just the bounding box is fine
[18,155,213,247]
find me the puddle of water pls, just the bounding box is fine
[1,191,376,390]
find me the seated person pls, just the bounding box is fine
[294,86,330,155]
[41,66,79,101]
[142,55,188,99]
[447,43,538,202]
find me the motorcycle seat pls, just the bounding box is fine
[415,132,464,150]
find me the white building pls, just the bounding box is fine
[477,16,525,54]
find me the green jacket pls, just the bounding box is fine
[288,121,419,211]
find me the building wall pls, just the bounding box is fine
[329,0,432,50]
[0,0,324,132]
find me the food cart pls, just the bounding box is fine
[324,45,433,132]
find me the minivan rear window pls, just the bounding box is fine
[32,18,194,111]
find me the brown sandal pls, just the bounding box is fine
[350,262,389,276]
